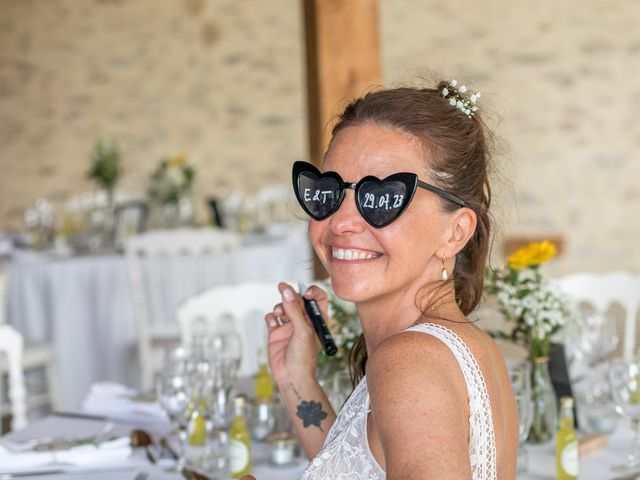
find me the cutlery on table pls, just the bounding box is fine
[0,466,134,479]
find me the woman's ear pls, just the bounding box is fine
[442,207,477,256]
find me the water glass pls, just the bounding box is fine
[156,372,192,471]
[249,398,276,441]
[510,361,533,474]
[608,356,640,471]
[574,362,618,434]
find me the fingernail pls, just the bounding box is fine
[274,306,283,315]
[268,319,277,328]
[303,288,312,297]
[283,288,294,302]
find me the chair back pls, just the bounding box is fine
[554,271,640,359]
[176,281,282,377]
[125,228,241,389]
[0,324,27,430]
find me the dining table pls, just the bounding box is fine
[5,224,313,410]
[0,411,635,479]
[0,414,309,479]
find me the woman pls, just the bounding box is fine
[264,82,518,479]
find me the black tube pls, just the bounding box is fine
[302,296,338,356]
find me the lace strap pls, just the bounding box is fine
[405,323,497,480]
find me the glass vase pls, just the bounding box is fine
[528,356,558,443]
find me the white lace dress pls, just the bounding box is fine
[300,323,497,480]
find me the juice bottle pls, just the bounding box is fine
[556,396,578,480]
[230,395,252,478]
[255,346,274,401]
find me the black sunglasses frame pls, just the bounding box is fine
[292,161,468,228]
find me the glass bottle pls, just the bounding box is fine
[255,346,274,401]
[556,396,579,479]
[229,395,252,478]
[529,356,558,443]
[187,403,206,446]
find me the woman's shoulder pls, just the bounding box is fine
[366,326,471,402]
[367,321,506,398]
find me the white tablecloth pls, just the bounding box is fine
[523,424,634,479]
[1,414,634,479]
[0,415,308,479]
[6,226,313,410]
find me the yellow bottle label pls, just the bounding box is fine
[560,440,579,477]
[230,438,250,476]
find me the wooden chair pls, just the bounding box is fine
[126,228,241,389]
[554,271,640,360]
[0,324,27,430]
[176,281,282,377]
[0,267,57,423]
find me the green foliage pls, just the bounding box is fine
[316,287,363,376]
[88,139,122,193]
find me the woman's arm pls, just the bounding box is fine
[366,331,472,479]
[275,369,336,459]
[264,283,337,459]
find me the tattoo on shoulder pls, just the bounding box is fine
[288,381,328,432]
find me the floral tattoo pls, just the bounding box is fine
[289,382,328,432]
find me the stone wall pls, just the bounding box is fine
[1,0,639,273]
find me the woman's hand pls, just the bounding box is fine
[264,282,330,384]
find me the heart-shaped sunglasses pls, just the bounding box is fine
[292,161,468,228]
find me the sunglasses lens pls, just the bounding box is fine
[296,171,342,219]
[357,179,410,227]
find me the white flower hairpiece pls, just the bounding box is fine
[441,79,480,118]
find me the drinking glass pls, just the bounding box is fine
[583,314,619,365]
[187,359,231,478]
[157,372,192,471]
[510,362,533,474]
[608,356,640,471]
[207,332,243,380]
[574,362,618,434]
[565,314,619,375]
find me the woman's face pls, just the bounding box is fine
[308,123,455,305]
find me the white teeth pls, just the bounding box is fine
[332,248,380,261]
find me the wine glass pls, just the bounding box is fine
[156,372,193,471]
[207,332,243,381]
[583,314,619,365]
[608,356,640,471]
[510,361,533,475]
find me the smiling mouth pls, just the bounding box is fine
[331,247,382,261]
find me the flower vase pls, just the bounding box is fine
[528,356,558,443]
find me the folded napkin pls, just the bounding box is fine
[0,436,132,474]
[82,382,167,422]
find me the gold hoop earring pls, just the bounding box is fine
[441,256,449,281]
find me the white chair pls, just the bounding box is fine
[0,267,57,421]
[0,324,27,430]
[126,228,242,389]
[176,281,283,377]
[554,271,640,360]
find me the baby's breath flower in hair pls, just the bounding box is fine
[441,79,480,119]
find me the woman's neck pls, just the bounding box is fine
[356,286,462,354]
